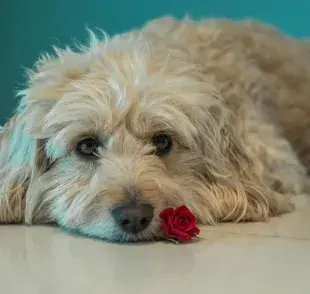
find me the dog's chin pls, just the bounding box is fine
[60,220,162,243]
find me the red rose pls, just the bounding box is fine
[159,205,200,241]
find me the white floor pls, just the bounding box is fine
[1,195,309,294]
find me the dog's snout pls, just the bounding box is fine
[112,204,154,233]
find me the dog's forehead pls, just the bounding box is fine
[67,75,187,133]
[46,72,200,152]
[61,35,207,119]
[44,38,215,145]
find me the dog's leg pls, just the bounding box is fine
[0,115,35,223]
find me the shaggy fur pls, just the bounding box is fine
[1,16,309,241]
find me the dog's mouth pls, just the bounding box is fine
[56,200,166,242]
[61,215,162,243]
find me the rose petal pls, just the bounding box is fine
[161,223,179,239]
[192,227,200,235]
[188,227,200,237]
[170,225,192,240]
[176,217,187,226]
[160,205,200,241]
[159,208,174,220]
[162,216,191,240]
[175,217,190,231]
[174,205,195,219]
[167,215,174,226]
[160,222,170,236]
[172,211,191,224]
[175,213,195,226]
[161,216,179,239]
[178,215,197,232]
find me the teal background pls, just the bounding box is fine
[1,0,310,125]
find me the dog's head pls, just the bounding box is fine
[14,31,276,241]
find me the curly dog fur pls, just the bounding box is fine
[0,16,309,241]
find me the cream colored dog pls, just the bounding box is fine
[0,16,309,242]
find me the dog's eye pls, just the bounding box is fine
[152,134,172,156]
[76,138,99,159]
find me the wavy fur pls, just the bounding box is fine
[0,16,309,241]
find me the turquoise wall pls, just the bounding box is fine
[2,0,310,125]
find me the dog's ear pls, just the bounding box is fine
[0,48,88,223]
[0,115,56,223]
[192,100,293,222]
[0,116,28,223]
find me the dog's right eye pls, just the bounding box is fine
[152,134,173,156]
[76,139,99,159]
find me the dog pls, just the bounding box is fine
[0,16,309,242]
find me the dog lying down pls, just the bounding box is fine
[0,16,310,242]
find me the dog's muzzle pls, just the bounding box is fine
[111,204,154,233]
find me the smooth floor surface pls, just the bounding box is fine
[1,195,310,294]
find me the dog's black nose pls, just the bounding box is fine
[112,204,154,233]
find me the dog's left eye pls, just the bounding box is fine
[152,134,172,156]
[76,138,99,159]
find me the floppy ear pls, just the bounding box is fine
[195,97,295,223]
[0,113,57,223]
[0,48,88,223]
[0,115,34,223]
